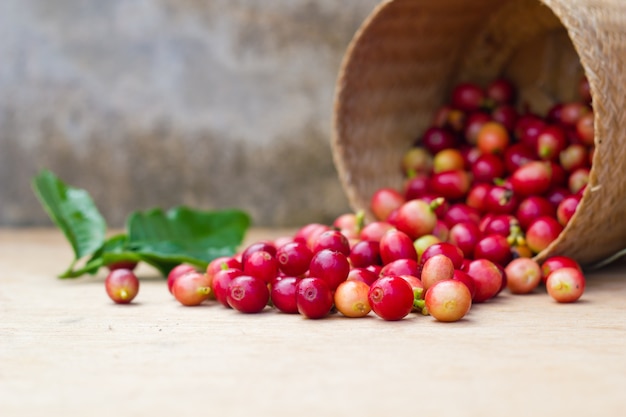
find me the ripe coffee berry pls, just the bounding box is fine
[334,280,372,318]
[425,280,472,322]
[172,271,211,307]
[545,267,585,303]
[296,277,334,319]
[309,249,350,291]
[270,276,299,314]
[368,276,414,321]
[227,275,270,313]
[105,269,139,304]
[276,241,313,276]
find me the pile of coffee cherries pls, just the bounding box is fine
[106,77,592,322]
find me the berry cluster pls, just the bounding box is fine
[105,77,591,320]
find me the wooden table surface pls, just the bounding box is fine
[1,228,626,417]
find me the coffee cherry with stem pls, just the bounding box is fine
[394,197,442,240]
[368,276,415,321]
[424,280,472,322]
[105,269,140,304]
[545,267,585,303]
[296,277,334,319]
[334,280,372,318]
[172,271,211,307]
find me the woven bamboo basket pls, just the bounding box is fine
[332,0,626,266]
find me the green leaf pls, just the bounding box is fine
[127,206,251,272]
[31,169,107,261]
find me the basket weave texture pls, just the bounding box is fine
[332,0,626,265]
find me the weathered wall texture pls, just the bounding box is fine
[0,0,380,227]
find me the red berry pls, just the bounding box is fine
[419,127,459,154]
[465,259,503,303]
[271,276,299,314]
[526,216,563,254]
[347,267,380,286]
[509,161,552,197]
[309,249,350,291]
[227,275,270,313]
[312,230,351,256]
[451,82,485,112]
[537,125,567,161]
[420,242,465,271]
[430,170,471,201]
[379,229,418,264]
[368,276,414,321]
[276,241,313,276]
[472,153,506,184]
[394,199,438,240]
[515,196,556,231]
[212,268,243,308]
[448,221,482,259]
[243,250,279,284]
[486,78,516,105]
[380,258,419,278]
[473,234,512,267]
[464,112,491,145]
[541,256,582,284]
[349,240,382,268]
[557,194,581,226]
[105,269,139,304]
[296,277,334,319]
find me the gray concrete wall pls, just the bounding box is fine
[0,0,380,227]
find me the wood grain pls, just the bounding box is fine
[1,228,625,417]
